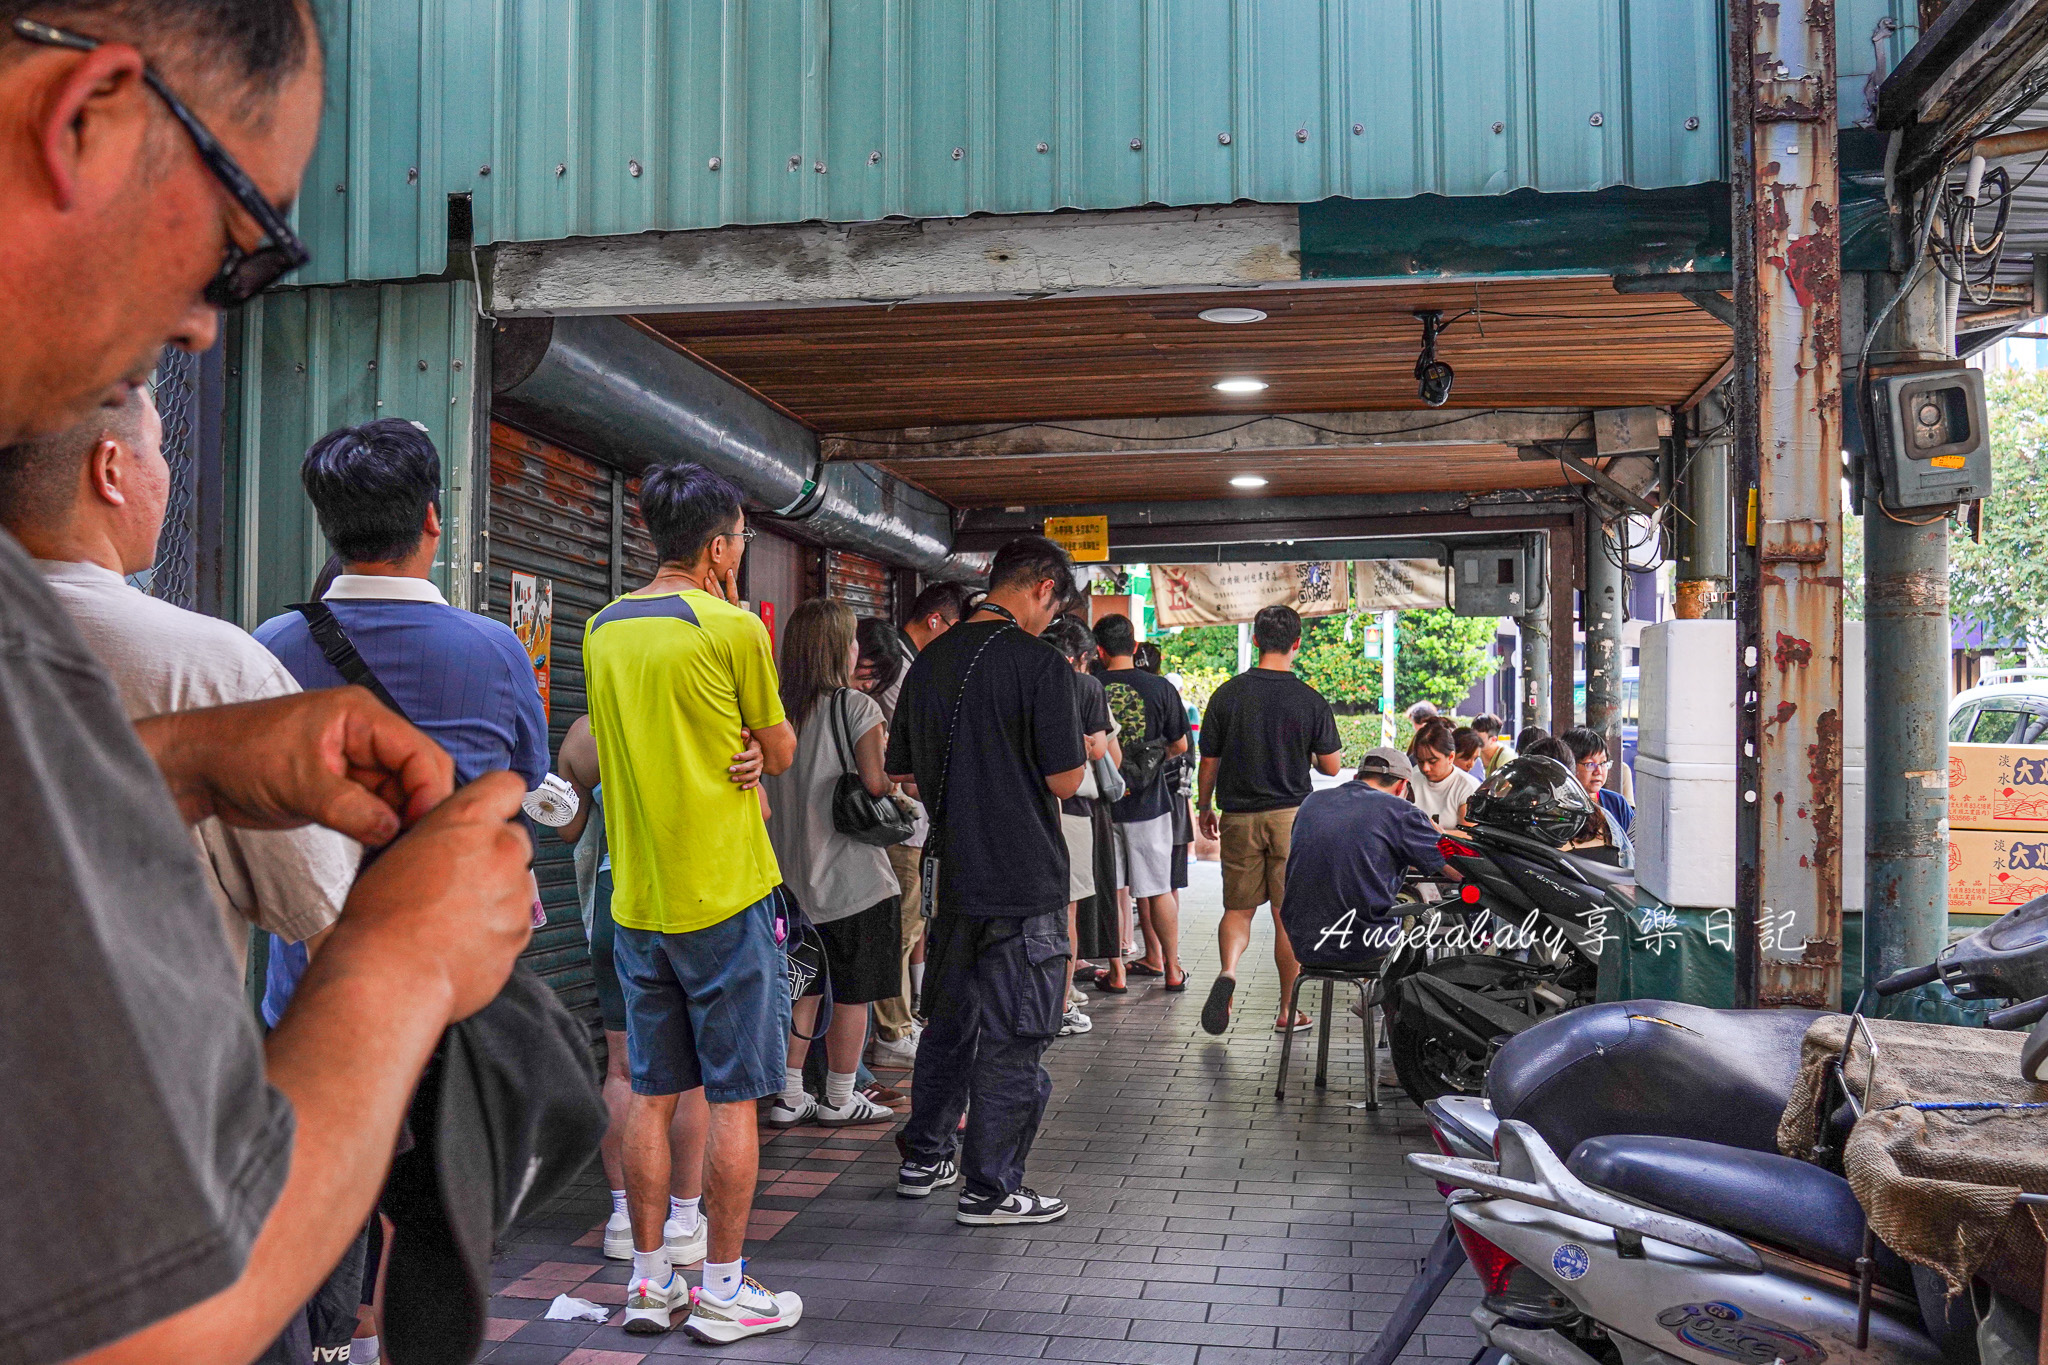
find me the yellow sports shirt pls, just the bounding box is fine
[584,590,785,933]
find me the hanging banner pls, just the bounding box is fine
[1151,561,1350,628]
[510,571,554,717]
[1353,558,1448,611]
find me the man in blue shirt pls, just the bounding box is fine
[1279,749,1455,970]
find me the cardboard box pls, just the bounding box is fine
[1949,827,2048,914]
[1947,743,2048,833]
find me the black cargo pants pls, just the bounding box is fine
[901,909,1069,1199]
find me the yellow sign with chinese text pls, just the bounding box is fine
[1044,515,1110,563]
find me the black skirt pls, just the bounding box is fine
[1073,799,1122,960]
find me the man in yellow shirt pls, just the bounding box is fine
[584,463,799,1343]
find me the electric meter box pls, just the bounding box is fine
[1869,365,1993,510]
[1451,546,1526,616]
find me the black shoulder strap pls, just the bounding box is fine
[290,601,411,722]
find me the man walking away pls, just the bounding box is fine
[1194,605,1343,1035]
[6,387,356,971]
[887,538,1086,1226]
[1279,749,1457,974]
[871,581,974,1064]
[583,463,803,1342]
[1095,613,1192,990]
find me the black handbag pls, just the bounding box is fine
[828,688,915,847]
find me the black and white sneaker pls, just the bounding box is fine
[956,1187,1069,1226]
[897,1155,961,1198]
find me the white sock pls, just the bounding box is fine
[632,1247,672,1285]
[704,1258,744,1301]
[669,1195,700,1234]
[350,1336,380,1365]
[825,1069,856,1109]
[780,1066,807,1109]
[910,962,926,995]
[610,1189,628,1218]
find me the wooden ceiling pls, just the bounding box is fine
[633,276,1730,432]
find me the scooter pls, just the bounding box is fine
[1384,821,1632,1106]
[1374,895,2048,1365]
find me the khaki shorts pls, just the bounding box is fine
[1220,806,1298,912]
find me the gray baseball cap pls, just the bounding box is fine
[1355,747,1415,781]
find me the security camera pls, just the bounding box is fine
[1413,310,1454,407]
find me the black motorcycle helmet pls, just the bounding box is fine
[1467,755,1596,847]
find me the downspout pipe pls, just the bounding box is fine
[491,315,986,583]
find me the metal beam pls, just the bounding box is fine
[1731,0,1845,1010]
[1530,441,1660,518]
[1874,0,2038,129]
[1887,0,2048,185]
[956,489,1584,533]
[1101,536,1469,567]
[955,510,1575,555]
[823,410,1595,464]
[489,204,1302,316]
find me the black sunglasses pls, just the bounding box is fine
[12,17,311,307]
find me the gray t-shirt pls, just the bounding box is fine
[764,687,901,923]
[0,530,294,1363]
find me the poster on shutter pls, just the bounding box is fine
[510,571,554,717]
[1354,559,1449,611]
[1151,561,1351,627]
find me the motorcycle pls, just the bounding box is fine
[1383,819,1631,1106]
[1365,893,2048,1365]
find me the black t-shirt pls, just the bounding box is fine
[1198,668,1343,813]
[1100,667,1191,822]
[1062,671,1113,818]
[885,621,1085,917]
[1281,781,1447,966]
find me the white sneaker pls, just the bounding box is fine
[666,1215,708,1265]
[816,1092,896,1127]
[869,1030,920,1068]
[1058,1007,1092,1036]
[765,1094,817,1128]
[684,1272,804,1344]
[622,1271,688,1335]
[602,1210,632,1260]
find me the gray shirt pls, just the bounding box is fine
[0,530,294,1363]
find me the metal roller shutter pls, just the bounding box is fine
[824,548,896,623]
[487,421,617,1045]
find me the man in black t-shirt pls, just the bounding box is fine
[1195,606,1343,1036]
[1095,613,1193,988]
[885,538,1086,1226]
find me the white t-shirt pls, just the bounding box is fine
[1410,763,1482,831]
[38,560,358,964]
[764,687,901,923]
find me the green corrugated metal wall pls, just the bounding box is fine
[230,281,482,629]
[293,0,1826,287]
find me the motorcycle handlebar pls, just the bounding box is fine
[1873,962,1942,997]
[1988,996,2048,1031]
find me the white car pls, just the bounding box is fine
[1949,667,2048,745]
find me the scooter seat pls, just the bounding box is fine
[1490,1001,1825,1157]
[1562,853,1634,893]
[1567,1135,1912,1290]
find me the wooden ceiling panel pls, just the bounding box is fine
[876,444,1580,508]
[633,276,1731,431]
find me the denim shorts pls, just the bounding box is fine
[613,894,791,1102]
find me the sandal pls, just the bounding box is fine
[1094,979,1129,995]
[1163,970,1189,993]
[1273,1010,1313,1034]
[1126,960,1165,978]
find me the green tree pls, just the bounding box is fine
[1950,370,2048,654]
[1395,608,1501,711]
[1295,614,1382,705]
[1842,510,1865,621]
[1158,624,1237,675]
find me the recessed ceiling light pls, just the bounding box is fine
[1230,474,1270,488]
[1213,377,1269,394]
[1198,307,1268,325]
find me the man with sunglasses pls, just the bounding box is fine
[0,7,540,1364]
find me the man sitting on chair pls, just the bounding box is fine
[1278,748,1457,972]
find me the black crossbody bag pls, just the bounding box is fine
[290,600,412,723]
[828,688,915,847]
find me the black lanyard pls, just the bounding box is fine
[974,603,1021,628]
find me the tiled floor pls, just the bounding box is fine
[481,862,1481,1365]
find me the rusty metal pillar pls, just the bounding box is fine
[1519,533,1552,736]
[1730,0,1845,1009]
[1584,505,1626,762]
[1548,518,1579,736]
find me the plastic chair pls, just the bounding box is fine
[1275,956,1396,1110]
